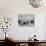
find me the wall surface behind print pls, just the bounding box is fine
[0,0,46,40]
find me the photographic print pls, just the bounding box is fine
[18,14,35,27]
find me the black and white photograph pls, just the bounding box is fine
[18,14,35,27]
